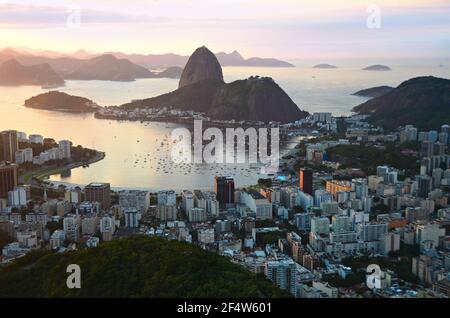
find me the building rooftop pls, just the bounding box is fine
[246,190,265,200]
[86,183,110,188]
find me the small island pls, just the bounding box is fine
[313,64,337,69]
[362,64,392,71]
[352,85,394,98]
[24,91,100,112]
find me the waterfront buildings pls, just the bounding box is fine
[58,140,72,159]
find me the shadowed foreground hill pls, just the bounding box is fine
[0,236,290,298]
[352,76,450,130]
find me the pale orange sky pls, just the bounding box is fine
[0,0,449,59]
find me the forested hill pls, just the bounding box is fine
[0,236,291,298]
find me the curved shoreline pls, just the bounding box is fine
[22,151,106,184]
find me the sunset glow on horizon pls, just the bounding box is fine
[0,0,449,59]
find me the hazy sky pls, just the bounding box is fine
[0,0,449,59]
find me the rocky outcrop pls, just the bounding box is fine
[122,76,308,123]
[178,46,224,88]
[121,46,308,123]
[208,76,308,123]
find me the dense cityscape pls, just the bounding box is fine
[0,0,449,308]
[1,111,449,298]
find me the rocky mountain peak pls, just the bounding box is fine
[179,46,224,88]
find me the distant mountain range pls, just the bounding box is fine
[112,49,294,68]
[1,47,294,69]
[0,59,64,87]
[0,50,184,84]
[352,86,394,98]
[121,46,307,123]
[352,76,450,130]
[0,48,294,84]
[65,54,153,81]
[24,91,99,112]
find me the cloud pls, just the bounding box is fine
[0,0,448,58]
[0,4,169,27]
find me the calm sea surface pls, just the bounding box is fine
[0,63,448,190]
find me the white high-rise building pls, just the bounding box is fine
[23,148,33,162]
[331,215,352,233]
[123,208,140,228]
[353,178,368,199]
[15,149,32,165]
[16,131,27,142]
[119,190,150,214]
[415,223,446,246]
[387,171,398,184]
[50,230,65,249]
[312,112,332,123]
[14,150,25,165]
[357,222,388,242]
[156,204,177,221]
[311,216,330,235]
[299,191,314,210]
[8,187,27,207]
[239,190,272,220]
[63,215,80,242]
[157,190,177,206]
[194,190,219,217]
[81,216,99,235]
[29,134,44,144]
[314,189,332,207]
[58,140,72,159]
[381,232,400,256]
[100,216,116,241]
[198,228,215,244]
[265,259,297,296]
[65,189,82,204]
[188,207,207,223]
[377,166,390,182]
[181,190,194,213]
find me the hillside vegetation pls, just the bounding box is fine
[0,236,291,298]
